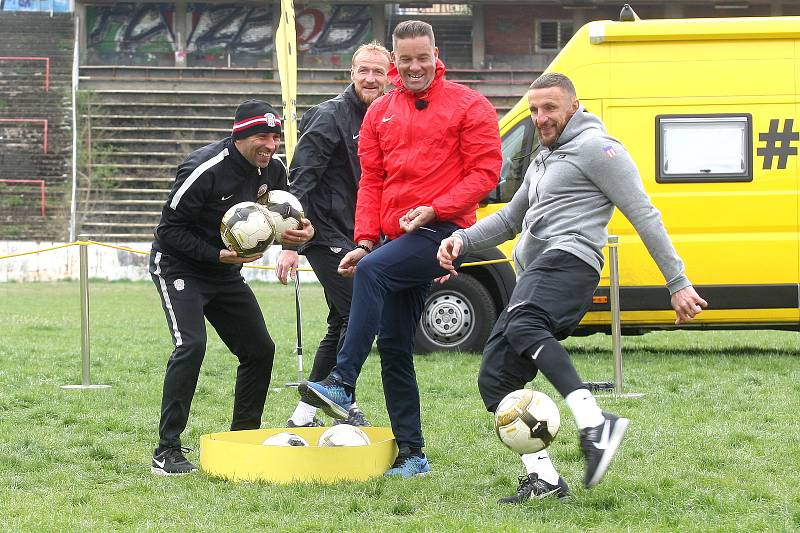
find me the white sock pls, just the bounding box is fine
[289,401,317,425]
[565,388,605,429]
[520,449,560,485]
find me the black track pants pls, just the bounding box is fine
[150,250,275,448]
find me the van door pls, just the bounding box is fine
[600,98,800,326]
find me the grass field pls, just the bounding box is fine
[1,281,799,532]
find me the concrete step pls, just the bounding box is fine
[84,199,164,206]
[90,163,175,170]
[80,221,155,228]
[80,210,161,217]
[80,88,343,106]
[77,65,539,83]
[91,138,215,145]
[87,117,232,130]
[77,187,170,195]
[96,176,173,181]
[90,126,230,133]
[79,77,349,94]
[83,101,319,116]
[76,231,152,240]
[93,151,181,158]
[80,65,350,82]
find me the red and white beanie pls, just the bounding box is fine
[231,100,282,140]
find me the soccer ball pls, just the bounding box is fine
[317,424,371,447]
[220,201,276,257]
[494,389,560,454]
[261,432,309,447]
[261,190,304,244]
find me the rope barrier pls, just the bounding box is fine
[0,242,78,260]
[2,238,633,396]
[0,240,514,271]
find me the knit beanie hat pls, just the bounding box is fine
[231,99,282,140]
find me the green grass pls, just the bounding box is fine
[0,281,798,532]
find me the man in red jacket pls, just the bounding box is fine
[301,20,502,477]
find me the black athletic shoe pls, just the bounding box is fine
[334,406,371,427]
[151,446,197,476]
[498,473,570,504]
[580,411,630,488]
[287,417,325,428]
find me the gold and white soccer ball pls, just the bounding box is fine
[260,190,304,244]
[317,424,371,447]
[220,201,276,257]
[494,389,561,454]
[261,432,309,447]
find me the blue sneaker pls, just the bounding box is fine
[303,374,352,419]
[384,452,431,478]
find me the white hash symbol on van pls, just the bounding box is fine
[757,118,798,170]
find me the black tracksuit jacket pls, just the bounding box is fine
[152,137,288,279]
[289,84,367,253]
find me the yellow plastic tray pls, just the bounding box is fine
[200,426,397,484]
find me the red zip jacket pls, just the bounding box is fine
[354,59,502,243]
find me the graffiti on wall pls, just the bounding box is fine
[87,3,175,64]
[296,5,371,54]
[186,4,274,60]
[85,2,372,67]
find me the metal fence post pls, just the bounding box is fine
[606,235,644,398]
[608,235,624,394]
[61,237,111,390]
[294,271,304,383]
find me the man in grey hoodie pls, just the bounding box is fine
[438,73,707,503]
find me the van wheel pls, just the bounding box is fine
[415,273,497,354]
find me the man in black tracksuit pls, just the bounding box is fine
[149,100,315,475]
[276,42,390,428]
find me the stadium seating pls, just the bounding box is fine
[0,12,73,240]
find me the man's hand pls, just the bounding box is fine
[219,248,262,264]
[276,250,299,285]
[437,235,463,276]
[670,286,708,324]
[280,218,315,245]
[400,205,436,233]
[337,247,369,278]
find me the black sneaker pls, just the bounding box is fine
[498,473,570,504]
[334,406,371,427]
[151,446,197,476]
[580,411,630,488]
[287,417,325,428]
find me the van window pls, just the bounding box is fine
[485,117,537,204]
[656,114,752,182]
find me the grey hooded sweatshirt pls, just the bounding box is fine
[453,106,691,295]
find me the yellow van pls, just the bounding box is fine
[415,13,800,353]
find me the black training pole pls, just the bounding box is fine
[285,270,304,387]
